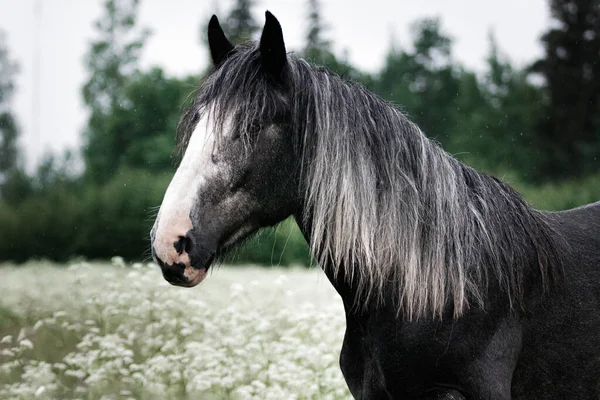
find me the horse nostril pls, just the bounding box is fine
[174,236,185,254]
[174,235,192,255]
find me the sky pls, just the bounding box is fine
[0,0,550,171]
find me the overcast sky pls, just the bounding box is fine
[0,0,550,170]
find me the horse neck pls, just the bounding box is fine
[292,210,359,309]
[291,158,562,320]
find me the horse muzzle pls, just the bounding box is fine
[151,228,215,287]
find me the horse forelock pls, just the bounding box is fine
[176,43,287,157]
[179,44,565,320]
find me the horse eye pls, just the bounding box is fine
[247,121,262,136]
[230,121,262,142]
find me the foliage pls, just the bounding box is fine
[531,0,600,179]
[0,168,310,264]
[1,0,600,265]
[0,29,27,204]
[0,169,34,206]
[82,0,149,183]
[303,0,331,64]
[226,218,312,267]
[224,0,260,43]
[0,110,24,208]
[449,34,545,179]
[0,30,17,108]
[375,19,461,148]
[0,263,349,399]
[94,67,197,173]
[298,0,374,86]
[0,169,170,262]
[373,22,548,182]
[0,112,18,176]
[507,172,600,211]
[85,62,197,180]
[73,169,171,260]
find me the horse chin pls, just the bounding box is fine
[167,255,215,288]
[181,267,208,287]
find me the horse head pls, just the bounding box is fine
[151,12,300,287]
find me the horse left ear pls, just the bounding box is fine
[260,11,287,78]
[208,15,234,66]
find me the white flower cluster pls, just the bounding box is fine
[0,261,351,399]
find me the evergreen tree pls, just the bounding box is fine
[0,30,33,205]
[376,19,460,147]
[82,0,149,182]
[450,33,544,179]
[299,0,369,83]
[224,0,259,44]
[531,0,600,179]
[0,110,18,178]
[0,30,19,179]
[303,0,331,63]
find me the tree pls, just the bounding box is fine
[531,0,600,180]
[0,30,33,205]
[224,0,259,44]
[0,31,19,179]
[303,0,331,63]
[450,33,544,179]
[108,67,198,173]
[82,0,149,182]
[376,19,460,147]
[0,111,18,177]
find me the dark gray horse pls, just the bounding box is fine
[150,11,600,399]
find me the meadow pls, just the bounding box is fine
[0,259,351,399]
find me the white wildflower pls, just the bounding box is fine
[111,256,126,268]
[0,263,350,398]
[33,320,44,331]
[1,348,15,357]
[34,386,46,397]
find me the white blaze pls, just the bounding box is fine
[153,112,218,266]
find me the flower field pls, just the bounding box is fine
[0,259,351,399]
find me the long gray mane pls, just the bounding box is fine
[179,44,564,319]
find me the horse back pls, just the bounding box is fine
[549,200,600,256]
[512,201,600,399]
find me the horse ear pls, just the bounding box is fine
[208,15,234,66]
[259,11,287,78]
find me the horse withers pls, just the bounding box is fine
[150,11,600,399]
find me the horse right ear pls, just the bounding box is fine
[208,15,234,66]
[259,11,287,78]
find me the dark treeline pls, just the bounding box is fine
[0,0,599,264]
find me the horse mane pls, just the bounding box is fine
[178,43,564,320]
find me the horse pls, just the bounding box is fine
[150,11,600,399]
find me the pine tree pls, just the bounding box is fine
[0,30,34,205]
[225,0,259,44]
[0,30,19,177]
[303,0,331,63]
[453,32,544,178]
[531,0,600,179]
[377,19,460,147]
